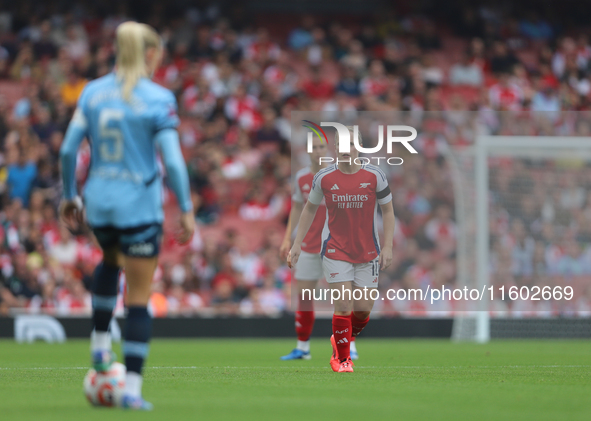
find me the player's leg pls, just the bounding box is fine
[347,259,377,361]
[280,279,317,360]
[120,254,157,410]
[350,257,380,352]
[119,224,162,410]
[332,280,354,356]
[281,251,322,360]
[324,256,355,372]
[350,336,358,360]
[296,279,316,347]
[90,228,122,371]
[351,287,373,340]
[331,280,354,372]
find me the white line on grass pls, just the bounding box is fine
[0,365,589,371]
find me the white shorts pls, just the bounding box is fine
[322,257,380,289]
[294,250,323,281]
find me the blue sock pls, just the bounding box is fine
[124,306,152,374]
[91,262,120,333]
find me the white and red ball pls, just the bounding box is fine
[83,362,126,407]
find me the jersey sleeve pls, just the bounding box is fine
[308,171,324,205]
[60,87,90,200]
[292,174,304,203]
[374,167,392,205]
[153,91,180,132]
[155,129,193,213]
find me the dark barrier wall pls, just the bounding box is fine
[0,317,453,339]
[3,317,591,339]
[490,318,591,338]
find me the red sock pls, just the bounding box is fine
[351,313,369,337]
[295,310,315,341]
[332,314,352,360]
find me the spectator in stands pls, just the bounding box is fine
[417,21,442,51]
[490,41,519,75]
[519,12,554,41]
[421,53,444,87]
[340,39,367,75]
[9,44,40,81]
[33,20,58,60]
[239,287,265,315]
[229,236,262,287]
[552,37,577,79]
[167,284,204,316]
[0,95,9,141]
[301,67,334,100]
[554,242,588,276]
[56,271,91,314]
[7,148,37,207]
[507,219,536,277]
[257,274,285,316]
[424,204,457,253]
[32,105,57,143]
[0,43,9,79]
[450,52,483,86]
[149,280,169,318]
[253,108,284,151]
[361,59,389,97]
[12,84,39,121]
[305,26,329,66]
[531,79,560,118]
[32,160,59,202]
[247,28,281,62]
[224,85,260,131]
[288,15,315,51]
[239,186,284,221]
[211,278,238,315]
[488,71,524,111]
[1,251,39,306]
[335,65,361,97]
[1,0,591,317]
[322,91,358,120]
[60,69,87,108]
[48,225,78,266]
[63,24,89,61]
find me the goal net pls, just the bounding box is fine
[450,134,591,342]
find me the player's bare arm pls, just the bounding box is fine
[59,198,85,232]
[288,201,319,268]
[280,215,292,259]
[379,200,395,270]
[280,200,303,259]
[178,211,195,245]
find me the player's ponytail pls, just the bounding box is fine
[115,22,161,102]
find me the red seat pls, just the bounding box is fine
[0,81,25,107]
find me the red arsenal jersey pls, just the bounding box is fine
[308,164,392,264]
[293,167,327,254]
[488,83,523,111]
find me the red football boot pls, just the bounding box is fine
[329,335,340,372]
[338,357,354,373]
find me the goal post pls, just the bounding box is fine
[475,134,491,343]
[451,135,591,342]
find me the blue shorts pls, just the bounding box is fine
[92,223,163,258]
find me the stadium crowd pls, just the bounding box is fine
[1,0,591,317]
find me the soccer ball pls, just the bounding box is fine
[83,362,126,407]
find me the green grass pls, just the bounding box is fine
[0,339,590,420]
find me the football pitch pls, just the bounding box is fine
[0,338,590,420]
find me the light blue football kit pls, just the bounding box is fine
[60,73,191,256]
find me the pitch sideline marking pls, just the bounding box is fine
[0,365,589,371]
